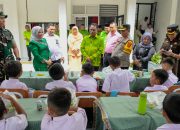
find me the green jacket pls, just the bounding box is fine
[23,30,31,46]
[81,35,104,67]
[29,38,50,71]
[79,29,89,37]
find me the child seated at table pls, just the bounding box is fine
[161,57,178,88]
[0,61,28,91]
[0,93,28,130]
[144,69,168,91]
[102,56,135,92]
[76,62,97,92]
[41,88,87,130]
[45,63,76,91]
[156,93,180,130]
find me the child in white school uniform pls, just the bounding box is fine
[0,93,28,130]
[76,62,97,92]
[161,57,178,88]
[45,63,76,91]
[0,61,28,90]
[41,88,87,130]
[144,69,168,91]
[156,93,180,130]
[102,56,135,92]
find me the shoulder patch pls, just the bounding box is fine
[123,40,133,55]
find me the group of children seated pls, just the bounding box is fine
[0,56,179,130]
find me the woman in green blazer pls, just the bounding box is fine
[29,26,52,71]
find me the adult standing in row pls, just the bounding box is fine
[103,22,121,67]
[29,26,52,71]
[44,24,64,64]
[68,26,83,71]
[112,24,133,69]
[23,24,32,61]
[81,23,104,71]
[161,24,180,79]
[0,12,20,83]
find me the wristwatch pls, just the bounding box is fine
[16,57,21,61]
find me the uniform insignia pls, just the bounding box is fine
[123,40,133,54]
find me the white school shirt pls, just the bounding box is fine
[102,68,135,92]
[163,70,178,88]
[144,85,168,91]
[45,79,76,91]
[43,33,63,61]
[0,78,28,90]
[0,114,27,130]
[140,20,148,30]
[156,124,180,130]
[76,75,97,92]
[41,108,87,130]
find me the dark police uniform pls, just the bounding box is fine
[161,24,180,79]
[0,12,16,82]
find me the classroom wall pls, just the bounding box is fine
[176,0,180,26]
[154,0,172,51]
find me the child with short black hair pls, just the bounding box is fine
[156,93,180,130]
[41,88,87,130]
[45,63,76,91]
[144,69,168,91]
[0,61,28,90]
[161,57,178,87]
[102,56,134,92]
[76,62,97,92]
[0,93,27,130]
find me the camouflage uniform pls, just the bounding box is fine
[0,28,15,82]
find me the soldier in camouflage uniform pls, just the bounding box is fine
[161,24,180,80]
[0,12,20,83]
[112,24,133,69]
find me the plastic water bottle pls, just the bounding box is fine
[110,90,118,97]
[36,100,43,111]
[138,92,147,115]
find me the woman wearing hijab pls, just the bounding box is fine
[133,32,156,70]
[68,26,83,71]
[29,26,52,71]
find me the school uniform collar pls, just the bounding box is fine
[82,74,92,78]
[9,78,19,81]
[167,70,173,74]
[114,68,122,72]
[51,113,69,121]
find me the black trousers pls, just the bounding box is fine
[26,46,32,60]
[103,53,111,67]
[140,30,145,35]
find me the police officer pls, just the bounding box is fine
[111,24,133,69]
[0,11,20,83]
[161,24,180,79]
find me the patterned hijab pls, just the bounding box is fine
[30,26,43,41]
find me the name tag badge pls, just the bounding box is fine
[56,39,59,44]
